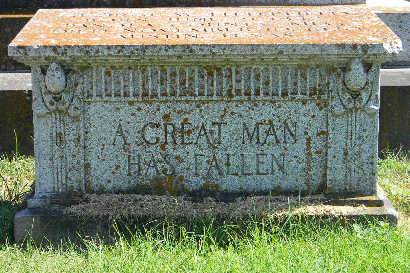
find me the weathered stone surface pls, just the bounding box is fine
[9,6,401,205]
[9,7,401,56]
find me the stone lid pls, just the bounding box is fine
[9,6,401,59]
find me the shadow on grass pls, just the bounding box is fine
[0,200,21,244]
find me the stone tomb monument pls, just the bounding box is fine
[9,6,401,241]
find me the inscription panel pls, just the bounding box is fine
[85,100,328,193]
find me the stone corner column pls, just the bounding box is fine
[327,58,381,196]
[28,62,85,207]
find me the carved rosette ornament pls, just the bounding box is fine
[330,58,379,116]
[33,63,81,118]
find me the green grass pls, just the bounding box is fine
[0,219,408,272]
[0,154,34,244]
[0,155,35,202]
[0,152,408,272]
[378,150,409,215]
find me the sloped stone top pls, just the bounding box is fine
[9,6,401,57]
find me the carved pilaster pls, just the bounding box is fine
[327,58,380,195]
[30,63,85,207]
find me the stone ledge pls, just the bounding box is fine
[0,72,31,91]
[14,183,398,245]
[380,68,410,86]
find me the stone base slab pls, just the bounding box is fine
[14,184,398,245]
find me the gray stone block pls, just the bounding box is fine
[8,6,401,203]
[6,5,404,243]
